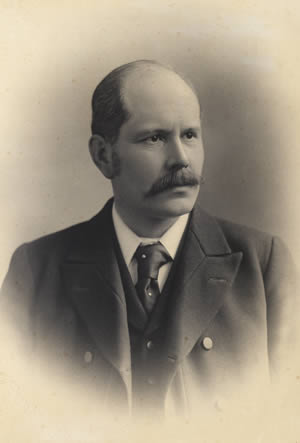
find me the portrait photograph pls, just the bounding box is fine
[0,1,299,442]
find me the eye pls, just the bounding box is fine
[184,131,196,140]
[150,135,160,142]
[144,134,164,144]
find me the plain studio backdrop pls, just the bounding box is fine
[0,1,300,442]
[1,1,300,282]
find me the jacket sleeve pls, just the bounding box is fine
[1,244,35,347]
[264,236,300,380]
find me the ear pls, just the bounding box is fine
[89,135,114,179]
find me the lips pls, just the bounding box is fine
[164,182,195,191]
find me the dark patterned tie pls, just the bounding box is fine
[134,243,172,314]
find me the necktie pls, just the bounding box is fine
[134,243,172,314]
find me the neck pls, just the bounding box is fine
[114,203,179,238]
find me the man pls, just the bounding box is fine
[1,60,298,419]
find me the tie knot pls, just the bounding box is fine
[135,243,172,280]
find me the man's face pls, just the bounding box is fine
[111,68,204,225]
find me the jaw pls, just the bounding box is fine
[137,191,197,237]
[145,185,200,216]
[113,185,200,237]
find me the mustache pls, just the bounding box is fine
[146,168,203,197]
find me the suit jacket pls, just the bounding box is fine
[1,198,298,418]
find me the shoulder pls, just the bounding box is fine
[10,199,113,266]
[1,221,89,294]
[14,219,91,265]
[192,206,288,274]
[218,217,295,277]
[4,200,113,280]
[216,216,273,251]
[216,215,291,262]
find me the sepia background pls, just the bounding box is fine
[0,0,300,441]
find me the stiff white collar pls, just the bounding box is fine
[112,203,189,267]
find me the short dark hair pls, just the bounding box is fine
[91,59,196,144]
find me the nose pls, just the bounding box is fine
[165,137,189,169]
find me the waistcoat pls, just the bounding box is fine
[113,228,187,417]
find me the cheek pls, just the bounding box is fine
[123,154,161,182]
[117,161,149,193]
[190,145,205,171]
[111,151,122,177]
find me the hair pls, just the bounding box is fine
[91,59,197,144]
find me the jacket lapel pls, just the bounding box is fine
[165,203,243,363]
[61,200,131,397]
[60,198,243,400]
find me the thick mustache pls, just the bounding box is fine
[146,168,201,197]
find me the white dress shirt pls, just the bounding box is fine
[112,204,189,291]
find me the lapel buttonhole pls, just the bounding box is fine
[73,286,89,291]
[207,277,228,284]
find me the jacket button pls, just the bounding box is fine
[84,351,93,363]
[202,336,213,351]
[215,398,226,411]
[146,340,154,350]
[147,377,155,385]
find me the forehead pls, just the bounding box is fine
[122,67,201,128]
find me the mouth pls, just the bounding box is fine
[157,183,198,194]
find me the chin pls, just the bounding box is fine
[155,194,198,218]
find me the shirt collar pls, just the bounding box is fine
[112,203,189,267]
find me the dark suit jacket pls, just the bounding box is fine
[1,199,298,417]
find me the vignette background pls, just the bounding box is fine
[0,1,299,441]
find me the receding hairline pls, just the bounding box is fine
[103,60,198,119]
[90,59,200,141]
[118,59,199,103]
